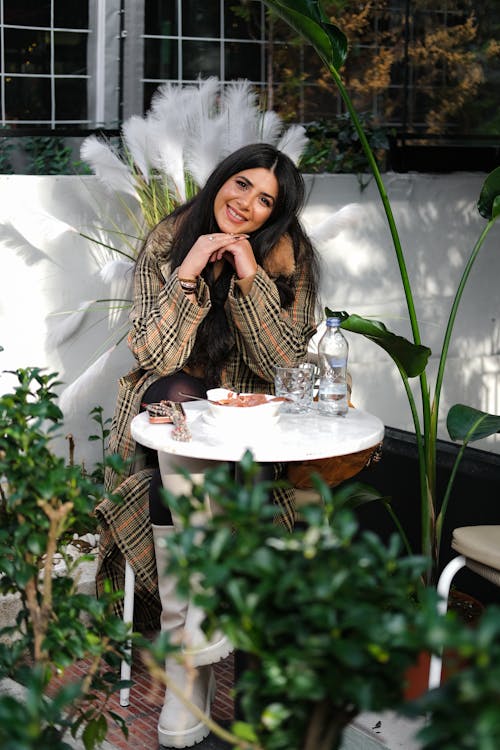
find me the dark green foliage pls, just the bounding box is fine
[301,114,392,178]
[22,136,74,175]
[158,455,449,750]
[87,405,112,486]
[405,606,500,750]
[0,137,15,174]
[0,367,133,749]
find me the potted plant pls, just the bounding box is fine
[405,604,500,749]
[261,0,500,585]
[0,366,134,749]
[147,456,451,750]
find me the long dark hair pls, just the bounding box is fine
[140,143,318,385]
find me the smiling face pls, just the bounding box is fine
[213,167,279,235]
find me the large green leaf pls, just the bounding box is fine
[447,404,500,443]
[477,166,500,220]
[325,310,431,378]
[331,481,386,511]
[262,0,348,70]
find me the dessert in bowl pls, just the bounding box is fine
[205,388,284,428]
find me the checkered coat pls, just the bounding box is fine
[95,217,317,629]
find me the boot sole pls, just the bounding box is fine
[158,720,210,748]
[158,670,216,748]
[183,635,234,667]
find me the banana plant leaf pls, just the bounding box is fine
[262,0,348,70]
[330,481,388,510]
[477,166,500,220]
[325,309,431,378]
[447,404,500,444]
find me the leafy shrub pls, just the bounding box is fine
[0,367,133,750]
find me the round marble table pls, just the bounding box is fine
[131,402,384,464]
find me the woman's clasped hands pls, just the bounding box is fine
[178,232,257,281]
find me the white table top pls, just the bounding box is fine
[131,402,384,463]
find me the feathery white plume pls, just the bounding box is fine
[81,135,138,199]
[59,346,117,417]
[221,81,260,155]
[99,258,135,285]
[184,120,224,187]
[277,124,309,165]
[121,115,152,182]
[183,78,225,186]
[183,77,220,137]
[259,110,283,146]
[307,204,364,245]
[147,83,203,202]
[49,300,96,348]
[148,117,187,202]
[149,82,190,122]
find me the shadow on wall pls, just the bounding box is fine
[0,175,138,468]
[304,172,500,454]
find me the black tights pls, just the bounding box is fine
[142,372,207,525]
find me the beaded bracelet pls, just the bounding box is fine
[179,278,198,293]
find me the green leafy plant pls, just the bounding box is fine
[302,114,392,186]
[405,605,500,749]
[0,136,15,174]
[22,136,75,175]
[87,405,112,486]
[0,367,133,749]
[263,0,500,584]
[152,455,449,750]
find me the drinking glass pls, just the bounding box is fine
[274,363,316,414]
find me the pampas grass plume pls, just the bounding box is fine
[122,115,152,181]
[81,135,138,199]
[278,125,309,165]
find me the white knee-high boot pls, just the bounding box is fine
[154,458,233,747]
[153,525,215,748]
[157,455,234,666]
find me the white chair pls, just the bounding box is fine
[120,559,136,707]
[428,525,500,689]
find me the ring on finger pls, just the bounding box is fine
[208,235,214,241]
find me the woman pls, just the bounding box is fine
[96,142,319,747]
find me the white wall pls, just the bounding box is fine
[1,172,499,469]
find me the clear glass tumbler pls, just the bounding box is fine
[274,362,316,414]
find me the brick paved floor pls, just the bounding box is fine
[48,645,235,750]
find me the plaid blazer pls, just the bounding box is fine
[95,217,318,628]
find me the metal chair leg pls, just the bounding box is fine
[428,555,466,689]
[119,559,135,707]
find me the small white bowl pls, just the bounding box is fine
[205,388,283,428]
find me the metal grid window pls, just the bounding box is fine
[0,1,497,146]
[130,0,266,116]
[0,0,121,130]
[0,0,267,132]
[0,1,91,127]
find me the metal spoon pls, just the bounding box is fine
[178,392,216,403]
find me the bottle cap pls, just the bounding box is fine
[326,316,341,327]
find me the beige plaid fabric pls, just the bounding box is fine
[95,218,317,629]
